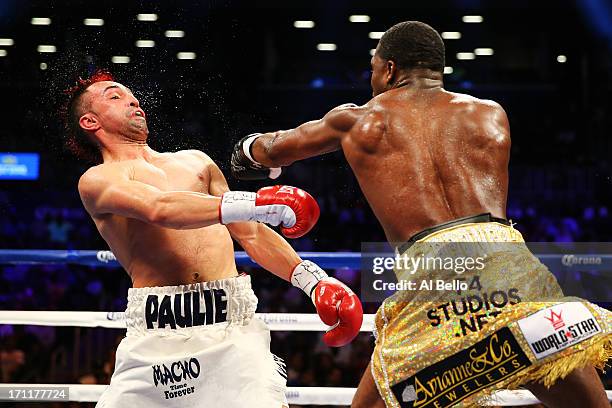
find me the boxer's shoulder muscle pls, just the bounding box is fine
[79,163,126,192]
[323,103,369,133]
[345,99,387,142]
[174,149,211,161]
[78,164,123,216]
[446,92,507,120]
[444,92,510,152]
[171,149,216,170]
[441,91,508,134]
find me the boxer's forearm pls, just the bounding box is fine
[151,191,221,229]
[251,130,301,167]
[252,122,342,167]
[237,223,302,281]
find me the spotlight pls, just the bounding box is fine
[165,30,185,38]
[316,43,337,51]
[462,15,483,23]
[294,21,315,28]
[137,14,158,22]
[441,32,461,40]
[111,56,130,64]
[31,17,51,25]
[456,52,475,60]
[349,15,370,23]
[177,52,197,60]
[37,45,56,53]
[84,18,104,26]
[474,48,494,56]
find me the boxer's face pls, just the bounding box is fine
[79,81,148,141]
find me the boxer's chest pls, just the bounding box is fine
[128,157,210,194]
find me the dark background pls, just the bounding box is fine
[0,0,611,406]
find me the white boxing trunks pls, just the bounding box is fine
[96,274,288,408]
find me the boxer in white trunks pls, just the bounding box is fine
[62,71,363,408]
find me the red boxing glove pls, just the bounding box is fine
[255,185,320,238]
[315,278,363,347]
[220,185,320,238]
[291,261,363,347]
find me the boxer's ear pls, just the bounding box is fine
[385,60,397,86]
[79,113,100,132]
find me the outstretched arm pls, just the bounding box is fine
[78,168,221,229]
[78,156,317,236]
[230,104,363,179]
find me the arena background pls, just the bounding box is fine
[0,0,611,407]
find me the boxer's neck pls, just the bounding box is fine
[392,69,443,90]
[101,140,155,163]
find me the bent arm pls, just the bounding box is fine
[207,158,301,280]
[228,222,302,281]
[252,103,362,167]
[78,170,221,229]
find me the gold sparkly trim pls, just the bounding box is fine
[415,222,524,244]
[376,301,400,408]
[464,335,612,407]
[507,335,612,389]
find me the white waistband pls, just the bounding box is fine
[125,274,258,336]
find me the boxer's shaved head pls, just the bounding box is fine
[377,21,445,73]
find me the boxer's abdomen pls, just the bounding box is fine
[98,215,238,287]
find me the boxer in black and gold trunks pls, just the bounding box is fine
[230,21,612,408]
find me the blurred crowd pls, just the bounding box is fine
[1,186,612,251]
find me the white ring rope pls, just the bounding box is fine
[0,384,610,404]
[0,310,376,331]
[1,310,610,405]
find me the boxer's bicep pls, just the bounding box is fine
[80,166,222,229]
[80,174,163,221]
[254,104,362,166]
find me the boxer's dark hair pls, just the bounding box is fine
[377,21,445,73]
[61,70,114,164]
